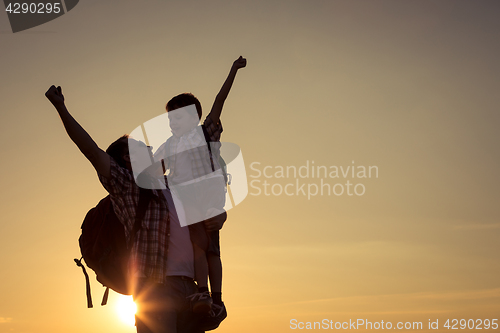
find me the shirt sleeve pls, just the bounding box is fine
[98,157,134,196]
[203,116,223,142]
[153,139,171,170]
[98,157,137,232]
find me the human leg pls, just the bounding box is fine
[187,223,212,314]
[207,231,222,292]
[134,280,178,333]
[171,277,205,333]
[206,230,223,307]
[134,277,205,333]
[192,243,209,290]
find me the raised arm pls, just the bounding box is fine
[45,85,111,179]
[208,56,247,123]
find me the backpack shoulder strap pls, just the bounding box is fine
[201,124,211,151]
[201,125,215,172]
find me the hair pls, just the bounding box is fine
[106,135,130,169]
[166,93,202,120]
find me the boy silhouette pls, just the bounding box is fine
[154,56,246,317]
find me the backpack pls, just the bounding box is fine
[201,125,231,186]
[74,189,151,308]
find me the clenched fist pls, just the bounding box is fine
[232,56,247,70]
[45,85,65,107]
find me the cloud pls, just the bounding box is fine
[236,287,500,310]
[413,288,500,301]
[453,223,500,230]
[0,317,13,323]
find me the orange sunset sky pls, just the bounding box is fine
[1,1,499,333]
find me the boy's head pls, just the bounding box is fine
[166,93,202,119]
[166,93,202,137]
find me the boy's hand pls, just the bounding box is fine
[232,56,247,70]
[209,56,246,122]
[45,85,65,107]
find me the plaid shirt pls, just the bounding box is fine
[155,116,223,184]
[99,158,173,284]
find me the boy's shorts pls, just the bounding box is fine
[170,175,225,255]
[170,175,226,226]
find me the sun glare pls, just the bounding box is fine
[116,295,137,326]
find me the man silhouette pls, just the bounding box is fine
[45,85,226,333]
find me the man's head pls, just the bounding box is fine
[166,93,201,137]
[106,135,153,172]
[106,135,130,169]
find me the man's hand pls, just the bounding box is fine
[44,85,111,178]
[45,85,65,108]
[232,56,247,70]
[203,211,227,231]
